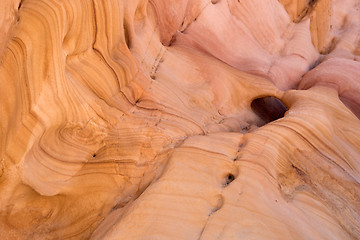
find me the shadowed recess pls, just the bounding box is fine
[251,97,288,126]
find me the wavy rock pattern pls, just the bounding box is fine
[0,0,359,239]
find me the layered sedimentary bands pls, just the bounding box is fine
[0,0,359,239]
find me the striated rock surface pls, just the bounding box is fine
[0,0,359,239]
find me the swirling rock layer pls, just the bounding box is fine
[0,0,359,239]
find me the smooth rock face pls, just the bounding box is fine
[0,0,359,239]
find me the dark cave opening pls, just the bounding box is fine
[251,96,288,126]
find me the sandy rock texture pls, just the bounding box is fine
[0,0,359,239]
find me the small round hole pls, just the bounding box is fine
[93,154,96,158]
[225,173,235,185]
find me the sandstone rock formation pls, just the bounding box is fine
[0,0,359,239]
